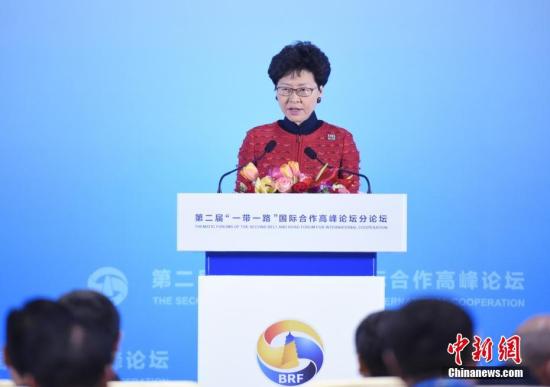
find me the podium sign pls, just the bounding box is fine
[177,193,407,252]
[198,275,385,387]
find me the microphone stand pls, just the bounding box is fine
[217,141,277,193]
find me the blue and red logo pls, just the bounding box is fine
[257,320,324,385]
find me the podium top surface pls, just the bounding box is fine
[177,193,407,253]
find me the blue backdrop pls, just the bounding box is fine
[1,0,549,380]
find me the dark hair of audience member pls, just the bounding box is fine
[59,290,120,358]
[6,298,110,387]
[382,299,473,383]
[59,290,121,382]
[355,310,395,377]
[5,300,64,381]
[516,314,550,385]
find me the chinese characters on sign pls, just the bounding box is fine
[152,269,200,289]
[193,211,390,231]
[382,269,526,310]
[194,212,388,224]
[151,268,202,307]
[381,269,525,291]
[114,350,170,371]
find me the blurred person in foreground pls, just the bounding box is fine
[355,310,395,377]
[382,298,475,387]
[235,41,361,193]
[470,314,549,386]
[4,299,65,386]
[59,289,121,381]
[4,298,110,387]
[516,314,550,385]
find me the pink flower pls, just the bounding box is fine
[239,162,259,181]
[269,166,283,180]
[275,177,293,193]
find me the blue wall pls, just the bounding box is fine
[1,0,549,379]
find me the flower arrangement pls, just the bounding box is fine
[237,161,353,193]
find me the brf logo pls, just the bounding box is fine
[88,267,128,305]
[257,320,324,386]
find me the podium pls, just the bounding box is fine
[177,193,407,387]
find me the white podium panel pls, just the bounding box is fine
[177,193,407,252]
[198,276,385,387]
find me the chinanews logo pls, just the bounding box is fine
[257,320,324,386]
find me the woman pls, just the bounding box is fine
[236,41,360,193]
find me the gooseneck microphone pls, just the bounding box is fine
[217,140,277,193]
[303,146,372,193]
[262,140,277,154]
[303,147,321,164]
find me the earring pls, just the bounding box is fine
[317,97,321,103]
[275,96,278,101]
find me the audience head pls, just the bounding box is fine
[355,310,395,377]
[59,290,120,360]
[516,314,550,385]
[382,298,473,385]
[4,299,67,385]
[4,297,110,387]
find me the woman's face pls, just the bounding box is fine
[276,70,323,125]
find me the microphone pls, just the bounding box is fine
[303,147,321,165]
[217,140,277,193]
[303,146,372,194]
[263,140,277,154]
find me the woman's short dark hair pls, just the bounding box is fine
[268,41,331,87]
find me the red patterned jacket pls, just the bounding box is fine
[235,120,360,192]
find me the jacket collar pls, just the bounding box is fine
[277,111,323,135]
